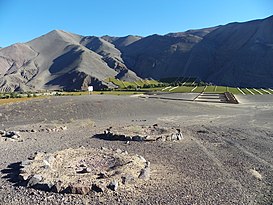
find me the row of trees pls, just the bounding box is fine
[0,92,37,99]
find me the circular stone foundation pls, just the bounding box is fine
[19,147,150,194]
[99,124,183,142]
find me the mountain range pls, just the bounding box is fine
[0,15,273,92]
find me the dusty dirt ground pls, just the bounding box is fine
[0,94,273,205]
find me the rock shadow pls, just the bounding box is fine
[1,162,26,186]
[93,133,131,141]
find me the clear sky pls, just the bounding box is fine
[0,0,272,47]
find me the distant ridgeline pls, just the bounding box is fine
[0,15,273,92]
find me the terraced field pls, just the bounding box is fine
[157,85,273,95]
[104,77,273,96]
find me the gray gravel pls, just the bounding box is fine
[0,94,273,204]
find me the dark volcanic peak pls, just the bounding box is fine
[1,16,273,92]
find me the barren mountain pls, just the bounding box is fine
[183,15,273,87]
[0,16,272,92]
[0,30,140,92]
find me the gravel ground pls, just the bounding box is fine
[0,94,273,205]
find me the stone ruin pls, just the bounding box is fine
[0,125,68,142]
[19,147,150,195]
[96,124,183,142]
[0,130,21,141]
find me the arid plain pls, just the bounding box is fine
[0,94,273,205]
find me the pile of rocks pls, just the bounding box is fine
[19,126,67,133]
[99,124,183,142]
[19,147,150,195]
[0,130,21,141]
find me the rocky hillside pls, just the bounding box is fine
[0,30,141,92]
[0,16,272,92]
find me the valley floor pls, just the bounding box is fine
[0,94,273,204]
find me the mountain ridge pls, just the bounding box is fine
[1,15,273,92]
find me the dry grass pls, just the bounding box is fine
[0,98,32,105]
[0,96,47,105]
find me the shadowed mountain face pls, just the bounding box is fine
[0,16,273,92]
[183,16,273,87]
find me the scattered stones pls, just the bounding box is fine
[0,125,68,142]
[96,125,184,142]
[19,125,68,133]
[19,147,150,194]
[0,130,21,141]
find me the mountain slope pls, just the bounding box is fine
[0,16,273,92]
[183,16,273,87]
[121,30,212,79]
[0,30,140,91]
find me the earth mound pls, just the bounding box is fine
[19,147,150,194]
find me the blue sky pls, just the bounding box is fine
[0,0,272,47]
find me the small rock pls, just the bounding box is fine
[27,174,43,187]
[60,126,67,131]
[165,135,171,141]
[30,129,37,133]
[19,173,29,181]
[43,160,51,167]
[108,181,118,191]
[5,131,20,138]
[171,134,177,141]
[51,181,64,193]
[197,130,209,134]
[91,183,104,192]
[21,160,32,167]
[0,130,6,136]
[121,175,135,185]
[76,167,92,174]
[144,135,153,141]
[69,185,90,195]
[156,136,165,142]
[132,136,144,142]
[138,155,146,162]
[97,172,108,179]
[176,133,183,140]
[138,162,150,180]
[45,155,55,164]
[115,149,122,154]
[104,127,112,134]
[11,134,20,139]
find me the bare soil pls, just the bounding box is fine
[0,94,273,204]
